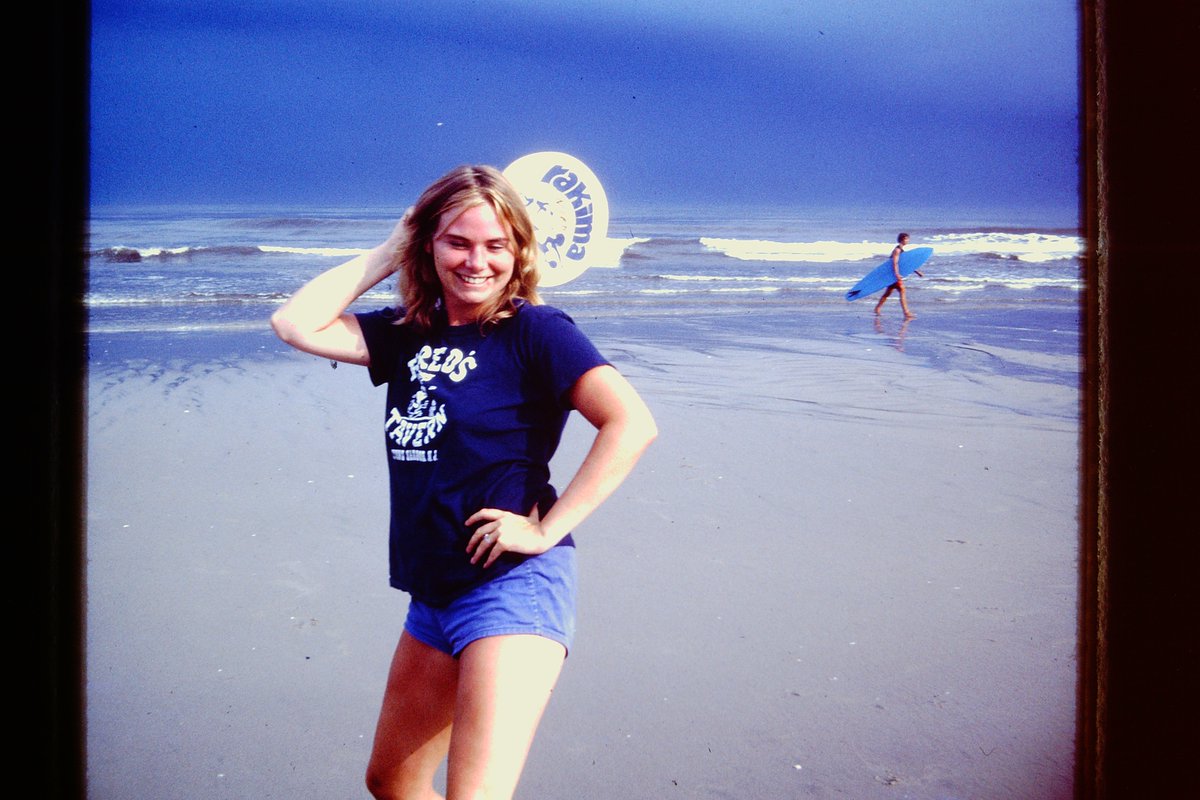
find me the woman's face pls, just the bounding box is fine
[430,202,517,325]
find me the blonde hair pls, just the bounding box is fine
[392,165,541,332]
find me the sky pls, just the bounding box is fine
[90,0,1080,213]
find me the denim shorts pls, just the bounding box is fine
[404,544,577,658]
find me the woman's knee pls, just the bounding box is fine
[366,634,457,799]
[364,766,394,800]
[365,762,445,800]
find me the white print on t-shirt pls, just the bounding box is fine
[387,346,480,462]
[408,345,478,383]
[387,385,446,458]
[391,448,436,462]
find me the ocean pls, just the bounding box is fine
[86,204,1083,385]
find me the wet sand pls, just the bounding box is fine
[86,308,1079,798]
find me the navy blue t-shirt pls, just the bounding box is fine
[356,303,609,607]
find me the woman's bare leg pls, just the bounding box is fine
[445,634,566,800]
[366,632,460,800]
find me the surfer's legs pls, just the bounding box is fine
[366,631,458,800]
[874,282,915,318]
[445,634,565,799]
[874,285,895,314]
[896,281,916,319]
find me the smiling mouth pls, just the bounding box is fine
[456,273,490,286]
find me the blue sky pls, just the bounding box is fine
[91,0,1080,212]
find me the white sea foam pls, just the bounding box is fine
[87,320,270,334]
[260,245,370,257]
[847,276,1081,296]
[700,231,1083,264]
[700,238,884,262]
[587,236,649,266]
[104,245,194,259]
[925,232,1082,263]
[657,274,837,285]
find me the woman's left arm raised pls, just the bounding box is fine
[466,365,657,567]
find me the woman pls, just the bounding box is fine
[270,164,656,800]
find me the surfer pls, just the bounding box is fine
[270,165,657,800]
[873,232,923,319]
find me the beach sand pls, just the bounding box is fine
[86,308,1078,799]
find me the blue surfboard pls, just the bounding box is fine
[845,246,933,301]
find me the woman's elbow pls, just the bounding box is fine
[644,410,659,444]
[270,308,301,344]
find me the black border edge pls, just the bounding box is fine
[39,1,88,797]
[1086,1,1200,797]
